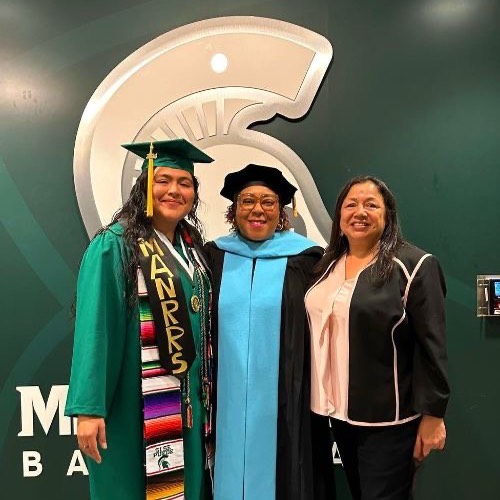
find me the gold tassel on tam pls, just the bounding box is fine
[292,195,299,218]
[145,142,156,217]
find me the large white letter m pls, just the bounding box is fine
[17,385,73,437]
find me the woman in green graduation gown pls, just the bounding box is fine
[205,164,336,500]
[65,139,214,500]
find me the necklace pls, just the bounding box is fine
[181,239,213,433]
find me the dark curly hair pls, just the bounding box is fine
[95,168,203,306]
[313,175,404,285]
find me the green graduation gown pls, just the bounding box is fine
[65,223,209,500]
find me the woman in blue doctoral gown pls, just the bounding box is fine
[205,164,336,500]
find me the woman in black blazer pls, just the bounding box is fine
[305,176,449,500]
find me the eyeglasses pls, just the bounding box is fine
[237,193,279,212]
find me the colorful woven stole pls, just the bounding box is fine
[139,273,185,500]
[138,227,213,500]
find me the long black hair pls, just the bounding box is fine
[313,175,404,285]
[96,168,203,306]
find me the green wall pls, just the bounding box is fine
[1,0,499,498]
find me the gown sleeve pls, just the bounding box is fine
[406,254,450,418]
[65,228,129,418]
[277,246,330,500]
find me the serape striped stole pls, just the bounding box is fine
[139,269,185,500]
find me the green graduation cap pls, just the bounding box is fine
[121,138,214,217]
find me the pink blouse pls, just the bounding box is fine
[306,255,421,427]
[305,255,355,421]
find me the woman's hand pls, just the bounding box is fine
[77,415,107,464]
[413,415,446,462]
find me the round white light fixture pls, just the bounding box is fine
[210,53,228,73]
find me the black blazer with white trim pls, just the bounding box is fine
[308,243,450,425]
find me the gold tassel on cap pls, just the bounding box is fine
[292,195,299,218]
[145,142,156,217]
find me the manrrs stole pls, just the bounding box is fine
[138,236,196,377]
[137,234,196,500]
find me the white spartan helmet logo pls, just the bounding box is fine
[73,16,333,244]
